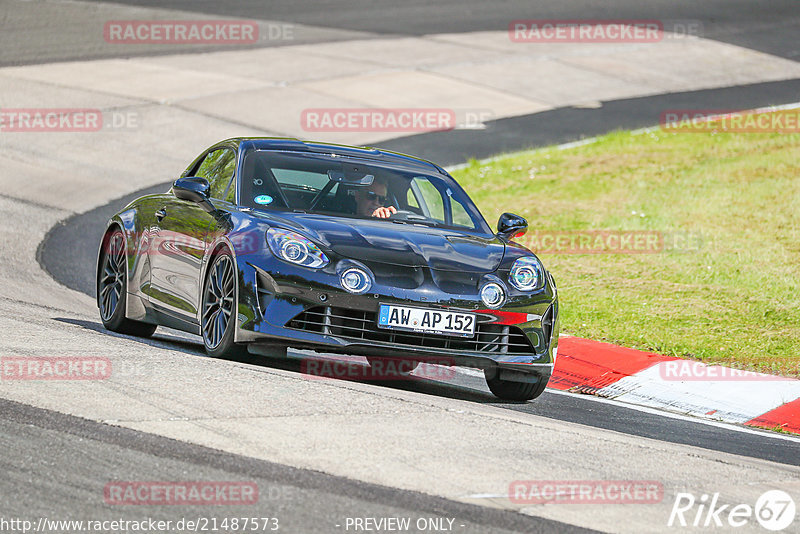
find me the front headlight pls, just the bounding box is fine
[508,256,542,291]
[267,228,329,268]
[480,282,506,308]
[340,267,371,294]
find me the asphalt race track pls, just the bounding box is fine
[38,98,800,467]
[4,1,800,532]
[7,0,800,63]
[1,398,589,534]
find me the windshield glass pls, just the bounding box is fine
[239,150,490,232]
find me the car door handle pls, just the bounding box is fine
[155,208,167,222]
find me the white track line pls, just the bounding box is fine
[544,388,800,444]
[417,366,800,442]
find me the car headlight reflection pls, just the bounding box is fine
[480,282,505,308]
[267,228,329,268]
[509,256,542,291]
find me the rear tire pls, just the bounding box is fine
[97,229,157,337]
[485,370,548,401]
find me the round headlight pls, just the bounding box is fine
[281,240,307,262]
[340,267,371,294]
[480,282,505,308]
[509,256,542,291]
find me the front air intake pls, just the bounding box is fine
[288,306,535,354]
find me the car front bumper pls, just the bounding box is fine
[232,254,559,379]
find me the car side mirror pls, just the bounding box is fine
[173,176,215,213]
[497,212,528,240]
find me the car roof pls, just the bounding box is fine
[225,137,448,175]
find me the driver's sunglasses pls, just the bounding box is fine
[365,191,388,204]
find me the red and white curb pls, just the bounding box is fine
[551,336,800,434]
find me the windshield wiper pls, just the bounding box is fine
[391,218,442,228]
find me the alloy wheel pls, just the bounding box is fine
[99,232,125,322]
[202,255,235,349]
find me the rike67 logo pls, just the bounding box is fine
[668,490,796,531]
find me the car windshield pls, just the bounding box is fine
[239,150,490,232]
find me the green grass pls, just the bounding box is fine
[451,117,800,376]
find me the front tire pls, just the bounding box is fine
[485,369,548,401]
[201,249,246,359]
[97,229,157,337]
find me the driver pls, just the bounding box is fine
[355,177,397,218]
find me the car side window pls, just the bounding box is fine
[450,197,474,227]
[217,154,236,203]
[412,177,445,222]
[193,149,236,201]
[406,189,420,209]
[193,150,221,180]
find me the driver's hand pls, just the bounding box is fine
[371,206,397,218]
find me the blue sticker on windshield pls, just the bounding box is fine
[254,195,273,205]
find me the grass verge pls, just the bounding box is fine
[451,111,800,376]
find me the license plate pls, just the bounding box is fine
[377,304,476,338]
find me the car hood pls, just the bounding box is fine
[277,213,505,273]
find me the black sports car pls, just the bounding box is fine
[97,138,559,400]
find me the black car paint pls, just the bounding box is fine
[100,138,559,386]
